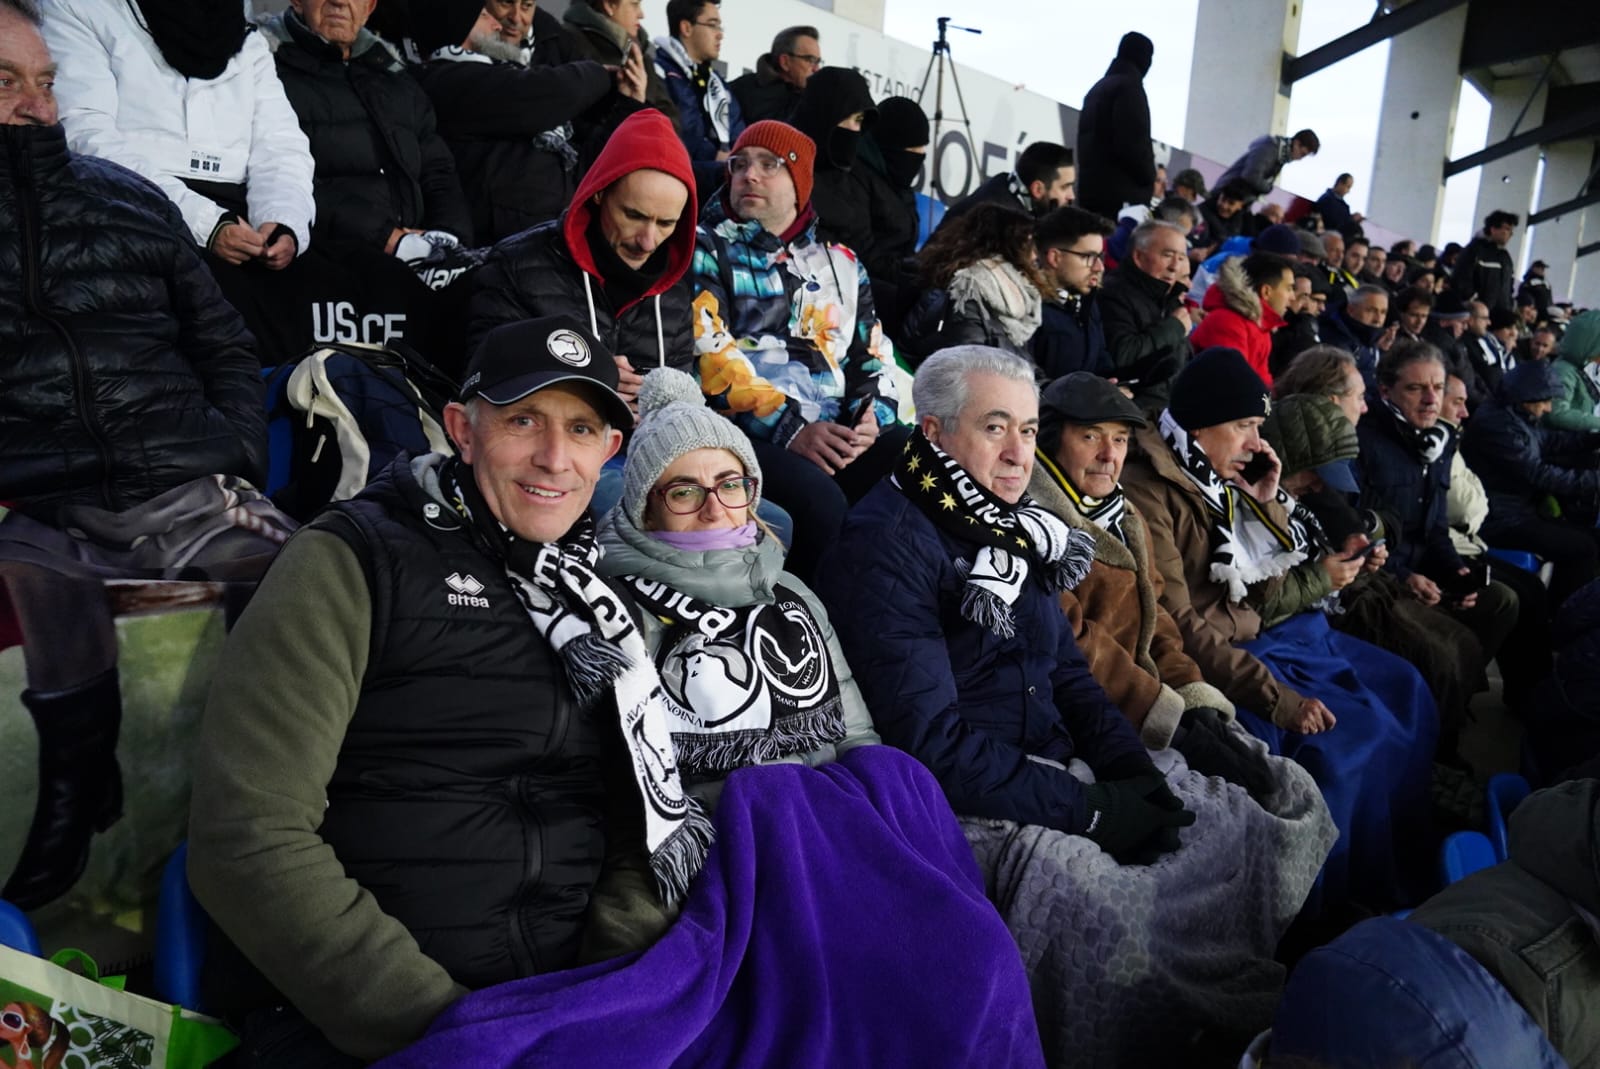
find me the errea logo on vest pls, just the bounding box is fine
[445,572,490,608]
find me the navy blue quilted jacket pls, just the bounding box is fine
[814,480,1153,834]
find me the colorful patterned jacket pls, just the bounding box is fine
[690,198,899,446]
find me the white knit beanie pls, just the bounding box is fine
[622,369,763,529]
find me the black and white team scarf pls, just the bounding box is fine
[893,429,1095,638]
[1033,447,1129,545]
[444,462,711,905]
[654,35,734,147]
[1381,399,1450,465]
[625,576,845,776]
[1157,409,1315,604]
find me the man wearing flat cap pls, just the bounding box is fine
[188,316,691,1064]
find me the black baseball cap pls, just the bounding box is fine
[459,316,634,431]
[1040,372,1149,428]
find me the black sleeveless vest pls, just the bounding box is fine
[313,458,617,986]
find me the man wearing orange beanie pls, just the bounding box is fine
[691,119,906,580]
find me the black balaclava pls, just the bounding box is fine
[130,0,248,80]
[872,95,930,189]
[1112,31,1154,78]
[793,67,877,172]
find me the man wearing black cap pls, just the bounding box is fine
[1422,291,1489,407]
[189,316,662,1064]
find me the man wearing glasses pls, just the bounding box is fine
[691,121,905,582]
[729,25,822,125]
[1032,205,1116,380]
[654,0,745,198]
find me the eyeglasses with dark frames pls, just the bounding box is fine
[654,476,759,514]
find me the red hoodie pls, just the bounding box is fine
[560,109,699,312]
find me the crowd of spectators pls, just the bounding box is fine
[4,1,1599,1067]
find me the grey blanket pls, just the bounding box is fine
[963,737,1335,1068]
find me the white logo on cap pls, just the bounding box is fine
[548,329,592,368]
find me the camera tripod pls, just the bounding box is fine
[916,16,981,232]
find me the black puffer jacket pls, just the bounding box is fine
[0,124,265,524]
[1356,408,1465,581]
[417,9,612,243]
[465,109,697,371]
[1096,258,1189,412]
[264,12,472,251]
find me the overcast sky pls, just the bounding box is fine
[880,0,1491,246]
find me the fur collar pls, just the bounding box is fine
[1212,256,1263,325]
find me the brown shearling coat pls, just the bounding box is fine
[1120,425,1306,727]
[1028,460,1235,747]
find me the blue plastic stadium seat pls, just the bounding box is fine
[914,193,946,250]
[1485,547,1540,575]
[0,900,42,956]
[154,842,207,1012]
[1439,830,1497,886]
[1485,773,1532,863]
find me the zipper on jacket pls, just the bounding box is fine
[11,137,118,509]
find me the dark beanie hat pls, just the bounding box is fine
[1501,361,1560,404]
[1255,223,1302,258]
[1169,348,1271,431]
[873,96,930,151]
[1489,306,1519,332]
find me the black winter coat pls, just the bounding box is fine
[1096,259,1189,412]
[1076,57,1156,219]
[466,221,694,375]
[1356,410,1465,581]
[417,11,612,243]
[0,124,265,524]
[1452,236,1515,314]
[810,137,919,281]
[270,15,473,250]
[936,172,1028,233]
[1461,399,1600,533]
[728,54,802,125]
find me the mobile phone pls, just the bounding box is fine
[1351,538,1386,559]
[1239,452,1276,484]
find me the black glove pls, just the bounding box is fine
[1173,707,1276,803]
[1081,774,1196,865]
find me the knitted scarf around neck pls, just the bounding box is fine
[1034,448,1128,545]
[892,429,1094,637]
[1381,400,1450,465]
[1157,409,1313,603]
[442,460,712,905]
[947,259,1044,349]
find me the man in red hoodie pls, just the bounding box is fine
[1190,251,1294,386]
[468,108,698,418]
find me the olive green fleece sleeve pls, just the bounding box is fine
[186,528,468,1062]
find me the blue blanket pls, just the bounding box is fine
[1240,612,1439,912]
[373,746,1044,1069]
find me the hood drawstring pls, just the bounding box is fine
[580,272,601,339]
[655,294,666,367]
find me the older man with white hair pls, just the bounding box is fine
[817,347,1333,1068]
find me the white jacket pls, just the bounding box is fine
[42,0,315,252]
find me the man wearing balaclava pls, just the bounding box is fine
[793,67,877,249]
[1077,31,1157,221]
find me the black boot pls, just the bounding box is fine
[2,669,124,911]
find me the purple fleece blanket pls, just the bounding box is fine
[373,746,1043,1069]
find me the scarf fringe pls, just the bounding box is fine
[557,632,632,707]
[961,585,1017,639]
[1043,527,1098,592]
[673,706,846,777]
[648,796,716,907]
